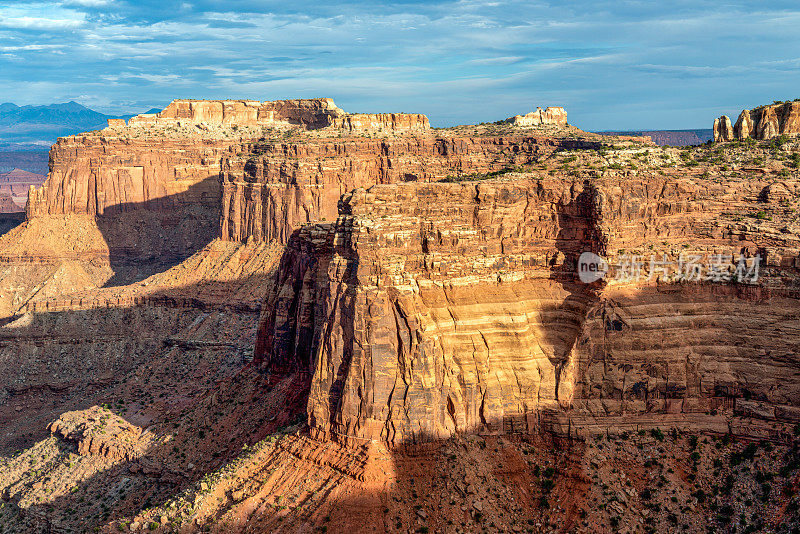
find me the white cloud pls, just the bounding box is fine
[468,56,524,66]
[0,15,85,29]
[61,0,113,6]
[0,3,86,29]
[0,44,64,52]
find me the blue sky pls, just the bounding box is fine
[1,1,799,129]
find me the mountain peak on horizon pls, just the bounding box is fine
[0,102,163,148]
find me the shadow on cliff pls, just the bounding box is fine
[253,227,358,434]
[8,367,590,533]
[537,180,606,403]
[94,173,222,286]
[0,212,25,238]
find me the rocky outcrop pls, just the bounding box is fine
[713,116,734,142]
[507,107,567,127]
[48,406,154,461]
[26,135,230,219]
[15,94,800,451]
[14,99,600,320]
[715,100,800,141]
[0,192,20,213]
[254,178,601,443]
[23,98,433,264]
[331,112,429,132]
[23,134,234,272]
[733,110,751,139]
[126,98,344,130]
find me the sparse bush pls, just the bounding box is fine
[753,211,770,220]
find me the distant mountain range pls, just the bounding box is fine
[596,129,714,146]
[0,101,161,149]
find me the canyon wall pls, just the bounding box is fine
[128,98,342,129]
[12,98,587,316]
[20,98,432,272]
[0,169,45,212]
[22,95,799,449]
[26,135,230,218]
[254,172,800,445]
[714,100,800,141]
[219,135,601,244]
[254,178,601,443]
[23,134,234,270]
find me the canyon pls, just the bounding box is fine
[0,98,799,533]
[0,168,44,213]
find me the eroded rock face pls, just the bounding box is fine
[14,94,800,451]
[713,116,734,142]
[254,179,597,443]
[24,134,232,272]
[717,101,800,141]
[20,98,431,283]
[0,168,45,212]
[220,135,600,244]
[127,98,343,129]
[254,170,800,445]
[508,107,567,127]
[121,98,428,133]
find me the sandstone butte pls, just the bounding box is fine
[0,97,799,533]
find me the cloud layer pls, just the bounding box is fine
[1,1,799,129]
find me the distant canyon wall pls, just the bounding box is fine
[22,98,432,264]
[24,134,233,266]
[123,98,429,133]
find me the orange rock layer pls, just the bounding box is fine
[254,174,800,445]
[220,135,601,243]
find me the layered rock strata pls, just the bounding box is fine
[15,98,433,300]
[23,134,233,271]
[714,100,800,141]
[254,171,800,445]
[122,98,428,133]
[220,135,600,243]
[0,168,45,211]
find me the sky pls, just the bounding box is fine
[0,1,799,130]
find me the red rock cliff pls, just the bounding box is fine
[254,168,800,445]
[219,135,602,244]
